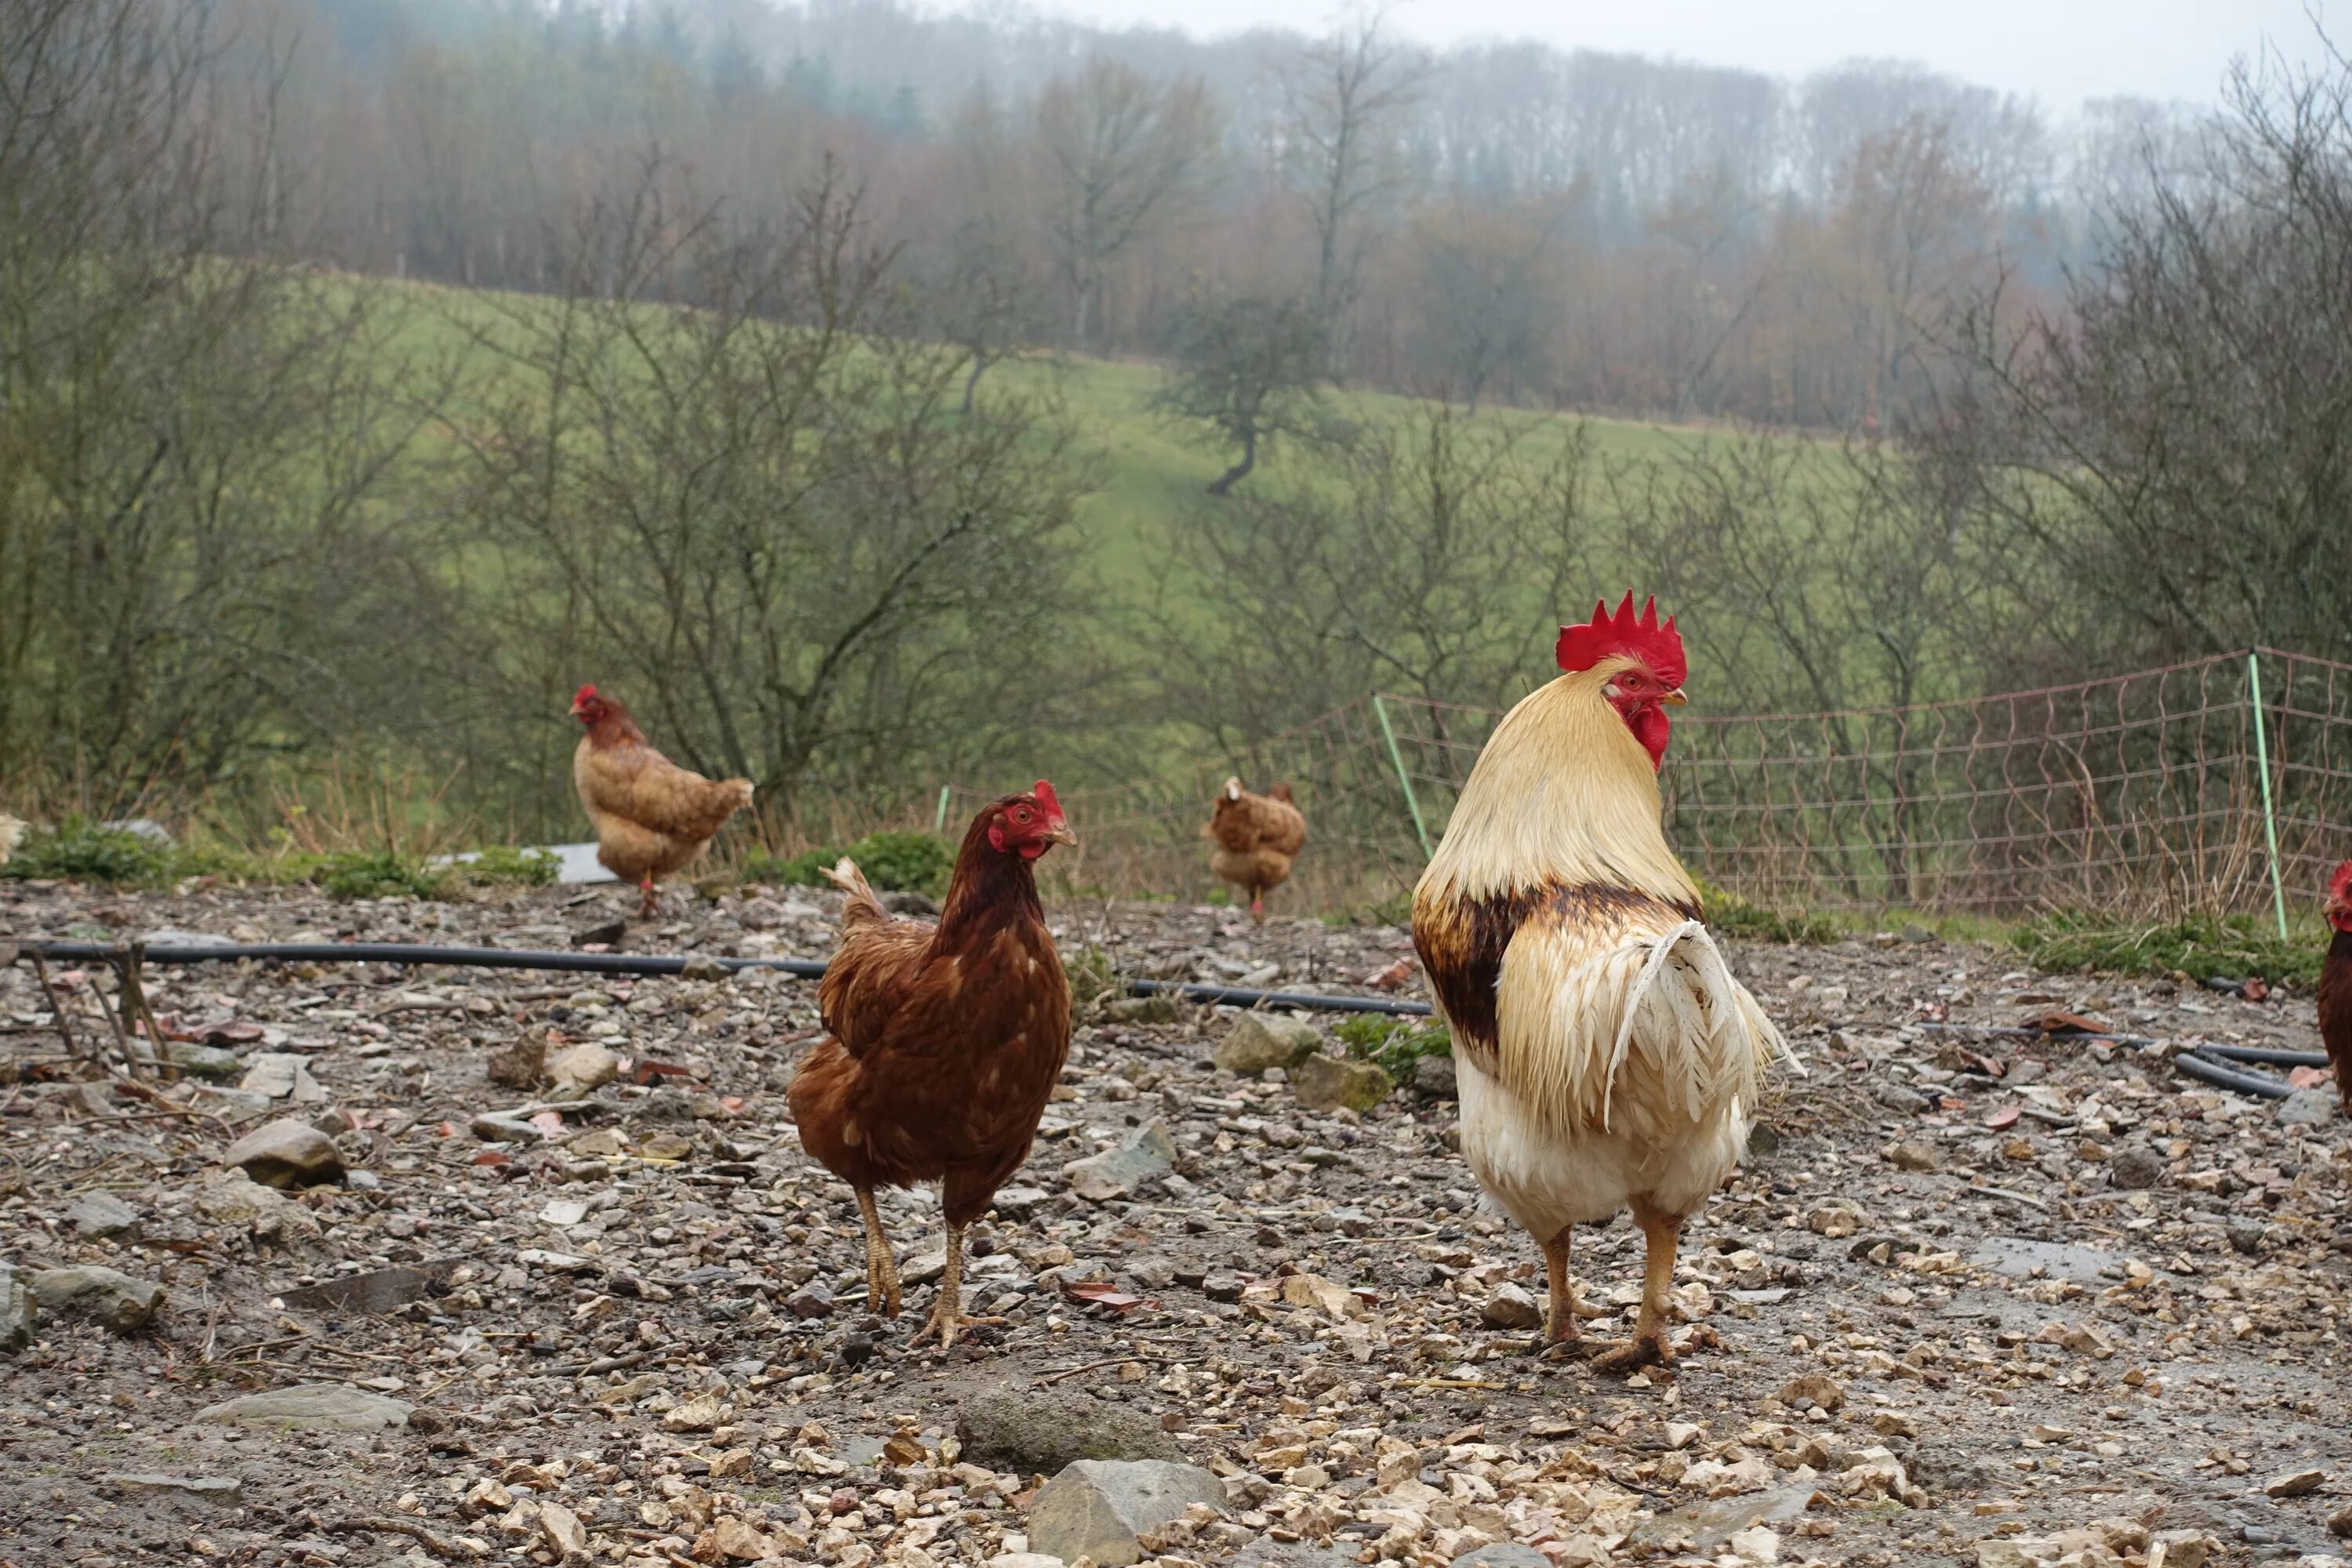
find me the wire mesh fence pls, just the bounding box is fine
[925,648,2352,920]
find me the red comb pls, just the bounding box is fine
[1032,779,1062,818]
[2331,859,2352,901]
[1556,592,1686,688]
[574,683,597,702]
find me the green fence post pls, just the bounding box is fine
[2247,650,2290,940]
[1372,694,1436,860]
[933,785,951,835]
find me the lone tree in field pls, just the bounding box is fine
[1152,295,1332,495]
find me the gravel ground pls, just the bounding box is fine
[2,878,2349,1568]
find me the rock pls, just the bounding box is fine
[103,1473,241,1506]
[192,1383,412,1432]
[1278,1273,1365,1320]
[1975,1541,2062,1568]
[678,954,730,982]
[1726,1526,1780,1566]
[276,1261,459,1315]
[2107,1147,2165,1189]
[786,1284,834,1319]
[0,1263,36,1353]
[238,1052,325,1104]
[991,1185,1050,1219]
[1883,1140,1939,1172]
[1290,1053,1393,1112]
[1449,1547,1552,1568]
[485,1033,546,1090]
[1777,1373,1846,1412]
[736,898,789,931]
[2328,1502,2352,1539]
[662,1392,727,1431]
[697,1516,776,1560]
[2276,1088,2339,1126]
[988,1557,1065,1568]
[470,1112,550,1143]
[64,1190,140,1239]
[1062,1119,1176,1201]
[1102,995,1181,1025]
[1214,1014,1323,1074]
[538,1501,587,1557]
[2263,1468,2326,1498]
[956,1387,1181,1472]
[574,918,628,947]
[1627,1485,1817,1552]
[1026,1459,1228,1568]
[547,1040,622,1097]
[220,1118,344,1187]
[31,1265,165,1332]
[166,1041,245,1081]
[1871,1080,1932,1114]
[1480,1283,1542,1330]
[1412,1054,1458,1098]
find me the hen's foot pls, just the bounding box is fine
[1590,1334,1673,1375]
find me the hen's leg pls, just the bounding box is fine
[854,1187,902,1318]
[920,1223,1005,1349]
[1250,890,1266,924]
[1594,1201,1682,1374]
[637,875,659,920]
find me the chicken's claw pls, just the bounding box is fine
[917,1308,1004,1352]
[1589,1334,1674,1375]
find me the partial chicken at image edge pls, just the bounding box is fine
[1412,593,1799,1374]
[2319,859,2352,1109]
[787,782,1078,1349]
[1208,777,1308,923]
[570,684,757,920]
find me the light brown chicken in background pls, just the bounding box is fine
[1207,777,1307,922]
[570,684,754,917]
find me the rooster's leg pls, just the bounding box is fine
[1594,1202,1682,1374]
[919,1222,1004,1350]
[855,1187,902,1318]
[1541,1224,1582,1347]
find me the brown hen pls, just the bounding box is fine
[787,783,1076,1348]
[1207,777,1307,922]
[570,684,754,918]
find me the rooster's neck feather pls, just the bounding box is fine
[1420,668,1697,907]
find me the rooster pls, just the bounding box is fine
[1208,779,1308,923]
[788,783,1076,1348]
[2321,860,2352,1110]
[1411,593,1791,1372]
[570,684,755,918]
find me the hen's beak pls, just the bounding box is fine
[1045,821,1079,849]
[1661,688,1688,706]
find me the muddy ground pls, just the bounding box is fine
[2,877,2348,1568]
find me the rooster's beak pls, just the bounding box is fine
[1661,688,1688,706]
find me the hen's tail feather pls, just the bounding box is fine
[823,856,891,927]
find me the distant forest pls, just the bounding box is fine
[191,0,2209,428]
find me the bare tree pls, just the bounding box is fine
[1272,9,1427,372]
[1031,56,1220,348]
[1151,294,1334,495]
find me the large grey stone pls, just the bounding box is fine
[192,1383,411,1432]
[239,1053,325,1105]
[547,1041,622,1098]
[1450,1548,1554,1568]
[1027,1459,1227,1568]
[103,1473,242,1506]
[1412,1054,1458,1098]
[1626,1484,1819,1552]
[2107,1147,2166,1189]
[1290,1053,1393,1112]
[0,1263,35,1353]
[1062,1120,1175,1202]
[275,1260,460,1315]
[956,1387,1181,1474]
[220,1118,344,1187]
[1213,1015,1323,1074]
[31,1266,165,1332]
[2276,1089,2339,1126]
[64,1190,140,1239]
[166,1042,246,1081]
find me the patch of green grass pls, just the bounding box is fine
[2012,910,2327,988]
[451,845,559,887]
[1696,880,1844,945]
[310,849,449,900]
[750,830,956,898]
[0,819,182,885]
[1334,1013,1453,1079]
[1064,945,1121,1008]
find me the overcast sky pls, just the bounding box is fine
[1007,0,2337,109]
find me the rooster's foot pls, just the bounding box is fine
[918,1308,1004,1352]
[1589,1334,1674,1375]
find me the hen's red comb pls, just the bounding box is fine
[1033,779,1063,819]
[574,683,598,702]
[2330,859,2352,902]
[1557,592,1687,688]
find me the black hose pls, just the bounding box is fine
[2172,1051,2293,1099]
[2186,1041,2330,1069]
[8,938,1432,1017]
